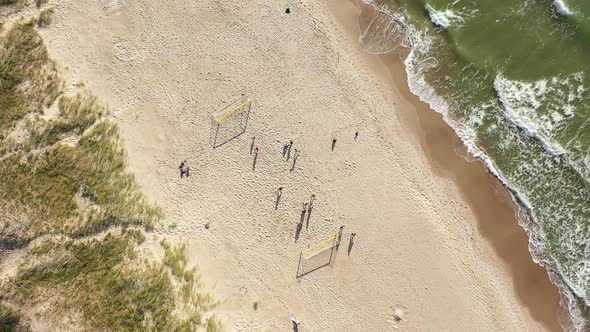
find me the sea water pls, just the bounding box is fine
[359,0,590,330]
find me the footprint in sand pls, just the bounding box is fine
[238,286,248,296]
[102,0,120,15]
[386,306,407,327]
[113,40,142,63]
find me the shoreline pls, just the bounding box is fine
[330,0,563,330]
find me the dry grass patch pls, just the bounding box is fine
[2,233,218,331]
[36,8,54,27]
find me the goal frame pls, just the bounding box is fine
[210,96,252,148]
[296,234,339,278]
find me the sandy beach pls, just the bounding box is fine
[38,0,562,330]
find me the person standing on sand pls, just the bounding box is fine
[286,140,294,160]
[277,187,284,200]
[355,130,359,139]
[348,233,356,255]
[179,160,186,178]
[275,187,283,210]
[289,317,300,330]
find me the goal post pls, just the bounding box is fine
[212,99,252,124]
[296,234,339,278]
[210,95,253,148]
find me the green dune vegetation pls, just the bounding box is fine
[0,9,221,332]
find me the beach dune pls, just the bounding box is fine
[40,0,561,330]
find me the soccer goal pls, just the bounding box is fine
[210,95,252,148]
[296,234,339,278]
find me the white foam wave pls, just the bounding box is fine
[357,3,407,54]
[424,4,464,30]
[554,0,573,16]
[493,73,586,157]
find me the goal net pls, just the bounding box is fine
[296,234,339,278]
[210,96,252,148]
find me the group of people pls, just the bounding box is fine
[177,129,361,331]
[274,133,361,246]
[301,194,315,214]
[178,160,190,178]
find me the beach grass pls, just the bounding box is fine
[37,8,54,27]
[206,316,224,332]
[0,21,60,133]
[0,0,25,6]
[0,98,161,245]
[35,0,47,8]
[2,232,218,330]
[0,26,160,244]
[0,302,21,330]
[0,18,219,331]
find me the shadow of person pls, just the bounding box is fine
[275,193,282,210]
[331,138,337,151]
[250,136,256,155]
[252,152,258,171]
[295,222,303,242]
[336,226,345,250]
[291,153,299,172]
[347,238,354,255]
[290,318,300,331]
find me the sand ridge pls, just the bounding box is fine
[38,0,558,330]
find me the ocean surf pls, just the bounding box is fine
[358,0,590,330]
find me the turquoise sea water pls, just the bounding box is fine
[362,0,590,329]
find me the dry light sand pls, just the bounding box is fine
[39,0,563,330]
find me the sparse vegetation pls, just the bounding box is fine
[0,302,23,331]
[37,8,54,27]
[0,19,219,331]
[0,98,161,245]
[206,315,224,332]
[2,233,218,330]
[35,0,47,9]
[0,21,60,135]
[0,0,25,6]
[0,40,159,244]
